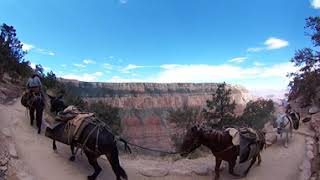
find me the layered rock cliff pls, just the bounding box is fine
[61,80,253,152]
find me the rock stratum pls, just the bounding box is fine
[61,80,253,152]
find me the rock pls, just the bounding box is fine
[138,167,169,177]
[310,177,316,180]
[169,169,192,176]
[309,106,320,114]
[306,151,314,160]
[192,165,209,176]
[1,128,12,138]
[306,145,313,151]
[0,165,7,172]
[16,171,35,180]
[8,143,18,159]
[265,133,277,146]
[306,140,314,145]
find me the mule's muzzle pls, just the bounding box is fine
[277,128,281,134]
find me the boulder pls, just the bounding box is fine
[192,165,210,176]
[169,169,192,176]
[309,106,320,114]
[306,150,314,160]
[8,143,18,159]
[138,167,169,177]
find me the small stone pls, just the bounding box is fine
[306,151,314,160]
[192,165,209,176]
[306,144,313,151]
[138,167,169,177]
[309,106,320,114]
[310,177,316,180]
[0,165,7,172]
[306,140,314,145]
[1,128,11,138]
[8,143,18,159]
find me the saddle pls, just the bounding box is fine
[238,128,260,163]
[56,106,95,142]
[21,91,44,108]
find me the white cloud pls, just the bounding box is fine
[264,37,289,50]
[160,64,181,69]
[107,76,146,82]
[253,61,265,66]
[119,0,128,4]
[247,47,264,52]
[43,66,50,71]
[94,72,103,76]
[62,72,102,82]
[311,0,320,9]
[229,57,247,63]
[154,63,298,83]
[73,63,86,68]
[247,37,289,52]
[22,42,34,51]
[83,59,96,64]
[103,63,113,70]
[30,62,36,69]
[61,64,67,67]
[120,64,147,73]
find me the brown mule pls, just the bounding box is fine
[180,125,265,180]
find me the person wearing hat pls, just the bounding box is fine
[27,72,42,93]
[25,72,44,130]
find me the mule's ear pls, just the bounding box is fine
[47,94,54,100]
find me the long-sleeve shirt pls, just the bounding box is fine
[26,76,42,89]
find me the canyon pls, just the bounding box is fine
[62,80,254,152]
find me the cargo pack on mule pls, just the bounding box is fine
[51,105,95,145]
[226,127,265,163]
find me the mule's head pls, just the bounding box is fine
[47,94,66,114]
[180,125,202,157]
[274,115,285,134]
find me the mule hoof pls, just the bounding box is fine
[69,156,75,161]
[87,175,96,180]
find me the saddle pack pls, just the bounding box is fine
[226,127,261,163]
[56,106,95,143]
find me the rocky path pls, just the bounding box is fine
[0,99,310,180]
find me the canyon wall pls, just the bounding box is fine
[62,80,253,152]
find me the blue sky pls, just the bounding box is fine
[1,0,320,94]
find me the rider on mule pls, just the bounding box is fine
[23,73,45,134]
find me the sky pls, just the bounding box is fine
[1,0,320,95]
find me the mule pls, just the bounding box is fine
[46,95,130,180]
[274,111,300,148]
[180,125,265,180]
[21,92,45,134]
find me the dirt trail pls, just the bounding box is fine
[0,99,307,180]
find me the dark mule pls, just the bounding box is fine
[180,125,265,180]
[46,95,130,180]
[21,92,45,134]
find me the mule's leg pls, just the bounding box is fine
[214,158,222,180]
[244,156,257,176]
[53,140,57,151]
[69,144,76,161]
[257,153,261,166]
[106,147,128,180]
[29,108,35,126]
[85,151,101,180]
[284,132,289,148]
[228,159,240,177]
[36,108,43,134]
